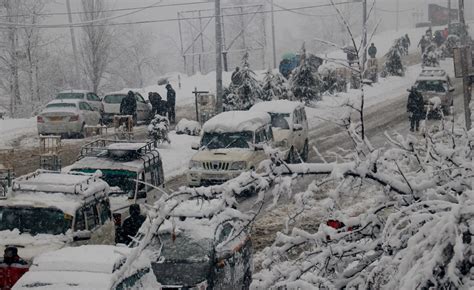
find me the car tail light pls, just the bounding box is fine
[69,115,80,122]
[37,116,44,123]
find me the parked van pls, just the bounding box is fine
[187,111,272,187]
[69,139,165,242]
[0,171,113,262]
[251,100,309,162]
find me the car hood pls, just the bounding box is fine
[191,148,256,163]
[0,230,69,262]
[152,260,211,287]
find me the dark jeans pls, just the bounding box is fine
[410,116,421,131]
[168,105,175,123]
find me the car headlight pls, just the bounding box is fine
[230,161,246,170]
[275,139,288,148]
[189,160,203,170]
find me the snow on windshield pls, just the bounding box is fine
[201,131,253,149]
[416,80,446,93]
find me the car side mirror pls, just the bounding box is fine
[73,230,92,241]
[293,124,303,131]
[191,142,200,150]
[449,87,455,92]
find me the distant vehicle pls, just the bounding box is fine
[12,245,158,290]
[102,91,152,124]
[279,52,323,79]
[251,100,309,163]
[68,139,165,237]
[414,68,455,115]
[54,90,103,113]
[187,111,273,187]
[0,171,114,263]
[37,100,101,138]
[133,199,253,289]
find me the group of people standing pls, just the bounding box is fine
[119,83,177,124]
[148,83,176,124]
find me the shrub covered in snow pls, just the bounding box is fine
[147,115,171,144]
[261,69,291,101]
[224,52,264,111]
[381,45,405,77]
[290,44,321,103]
[318,62,347,95]
[175,118,201,136]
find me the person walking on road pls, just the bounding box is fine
[407,86,425,132]
[120,204,146,245]
[368,43,377,59]
[166,84,176,124]
[418,36,429,54]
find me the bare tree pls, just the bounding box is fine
[80,0,113,92]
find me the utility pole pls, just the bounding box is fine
[271,0,277,69]
[215,0,223,113]
[66,0,81,88]
[362,0,367,73]
[448,0,452,30]
[396,0,399,31]
[458,0,472,130]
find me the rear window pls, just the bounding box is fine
[56,93,84,100]
[46,103,77,109]
[104,94,126,104]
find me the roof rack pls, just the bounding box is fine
[78,139,158,160]
[419,68,446,77]
[11,170,101,195]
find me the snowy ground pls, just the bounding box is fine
[157,132,198,180]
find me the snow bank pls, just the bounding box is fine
[159,131,199,179]
[175,118,201,136]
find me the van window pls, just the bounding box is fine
[84,204,99,230]
[87,93,100,101]
[79,102,93,111]
[75,209,86,231]
[301,108,307,122]
[294,109,302,125]
[98,200,111,224]
[255,129,267,144]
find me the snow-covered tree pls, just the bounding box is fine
[289,44,321,104]
[224,52,263,111]
[148,115,171,144]
[261,69,290,101]
[381,45,405,77]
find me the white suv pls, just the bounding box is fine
[251,100,309,163]
[187,111,272,187]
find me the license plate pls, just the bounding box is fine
[48,116,64,121]
[203,173,227,180]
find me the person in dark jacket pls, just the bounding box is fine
[368,43,377,59]
[418,36,429,54]
[166,84,176,124]
[148,92,162,116]
[120,91,137,119]
[231,66,242,86]
[407,86,425,132]
[120,204,146,245]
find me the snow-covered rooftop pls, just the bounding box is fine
[202,111,271,133]
[251,100,304,115]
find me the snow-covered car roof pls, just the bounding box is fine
[31,245,131,274]
[0,171,109,215]
[416,68,449,81]
[202,111,271,133]
[250,100,304,114]
[70,156,147,173]
[58,89,90,94]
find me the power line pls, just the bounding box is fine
[0,1,211,18]
[268,0,338,17]
[0,1,357,29]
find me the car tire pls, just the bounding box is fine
[301,140,309,162]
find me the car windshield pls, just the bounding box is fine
[158,232,212,263]
[416,80,446,93]
[201,131,253,149]
[269,113,290,129]
[56,93,84,100]
[104,94,126,104]
[72,169,138,193]
[0,206,72,235]
[46,103,77,109]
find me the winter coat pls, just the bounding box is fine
[149,92,161,108]
[121,213,146,244]
[120,92,137,116]
[407,91,424,118]
[368,45,377,58]
[0,257,29,289]
[167,88,176,107]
